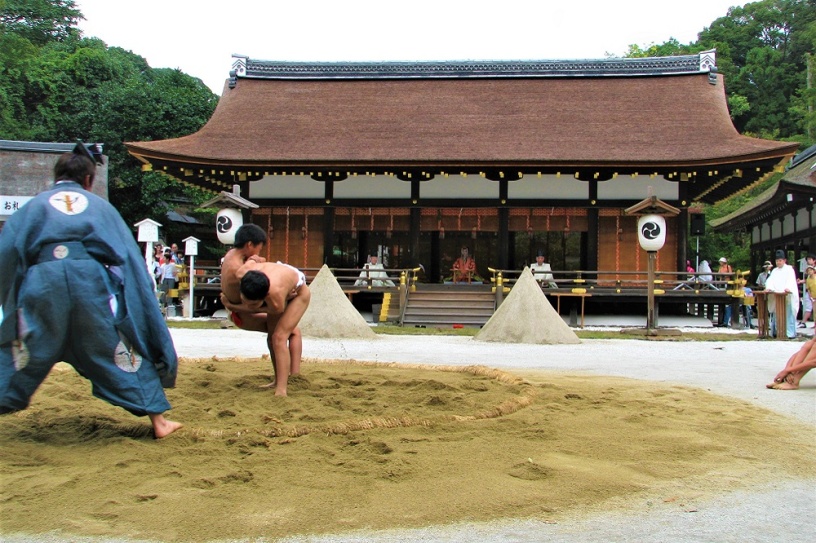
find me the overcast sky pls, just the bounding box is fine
[75,0,743,95]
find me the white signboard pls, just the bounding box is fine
[1,195,33,216]
[134,218,162,243]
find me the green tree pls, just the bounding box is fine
[697,0,815,138]
[0,0,81,45]
[622,38,695,58]
[0,0,219,245]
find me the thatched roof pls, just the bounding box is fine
[126,54,797,204]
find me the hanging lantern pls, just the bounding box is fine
[637,214,667,252]
[216,208,243,245]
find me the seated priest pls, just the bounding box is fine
[354,253,395,287]
[530,250,557,288]
[452,246,477,284]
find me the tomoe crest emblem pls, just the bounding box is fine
[217,214,233,234]
[641,221,661,240]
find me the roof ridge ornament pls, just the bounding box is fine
[699,49,716,72]
[699,49,718,85]
[230,54,248,88]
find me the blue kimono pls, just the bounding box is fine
[0,181,178,416]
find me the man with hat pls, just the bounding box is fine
[355,251,394,287]
[0,142,180,437]
[530,250,557,288]
[765,249,799,339]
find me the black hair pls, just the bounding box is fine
[54,153,96,185]
[240,270,269,301]
[234,224,267,248]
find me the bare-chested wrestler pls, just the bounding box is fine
[220,224,268,332]
[767,337,816,390]
[222,260,310,396]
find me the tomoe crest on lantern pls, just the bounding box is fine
[637,214,666,251]
[216,208,243,244]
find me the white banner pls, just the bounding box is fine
[1,195,33,216]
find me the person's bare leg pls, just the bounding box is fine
[289,326,303,376]
[259,313,282,389]
[149,413,182,439]
[269,288,310,396]
[769,339,816,389]
[767,344,808,388]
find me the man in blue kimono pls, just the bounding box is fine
[0,143,181,438]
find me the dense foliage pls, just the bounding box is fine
[0,0,218,246]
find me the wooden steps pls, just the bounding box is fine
[401,285,495,327]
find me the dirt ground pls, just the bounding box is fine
[2,356,815,542]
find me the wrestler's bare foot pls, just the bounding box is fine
[259,381,276,389]
[149,414,182,439]
[773,381,800,390]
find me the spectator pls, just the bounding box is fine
[757,260,772,289]
[160,248,179,310]
[798,253,816,328]
[169,243,183,264]
[718,257,734,327]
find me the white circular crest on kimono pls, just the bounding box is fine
[49,191,89,215]
[52,244,69,259]
[114,341,142,373]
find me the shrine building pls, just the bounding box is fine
[126,51,798,282]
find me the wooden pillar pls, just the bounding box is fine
[322,207,335,265]
[498,181,509,268]
[498,207,509,269]
[409,207,420,268]
[677,208,689,271]
[587,208,599,271]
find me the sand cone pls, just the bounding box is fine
[475,267,580,344]
[299,265,378,339]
